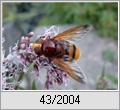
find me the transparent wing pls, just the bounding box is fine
[70,61,87,83]
[53,24,94,41]
[52,58,87,83]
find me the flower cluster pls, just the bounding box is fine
[2,27,68,90]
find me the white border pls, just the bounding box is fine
[1,0,119,92]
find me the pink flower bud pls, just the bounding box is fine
[20,43,26,49]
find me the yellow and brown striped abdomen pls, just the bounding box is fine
[67,44,80,61]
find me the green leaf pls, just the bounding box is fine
[32,80,37,90]
[28,63,34,73]
[6,78,15,83]
[105,74,118,85]
[18,72,24,81]
[17,86,25,90]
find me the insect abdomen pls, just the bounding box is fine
[65,44,80,61]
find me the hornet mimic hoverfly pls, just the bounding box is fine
[30,24,93,83]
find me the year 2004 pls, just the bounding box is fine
[40,94,80,104]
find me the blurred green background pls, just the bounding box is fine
[3,3,118,40]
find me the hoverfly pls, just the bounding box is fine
[30,24,93,83]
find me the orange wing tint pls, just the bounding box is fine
[53,24,93,41]
[53,58,85,83]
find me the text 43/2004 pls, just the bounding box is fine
[40,94,80,104]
